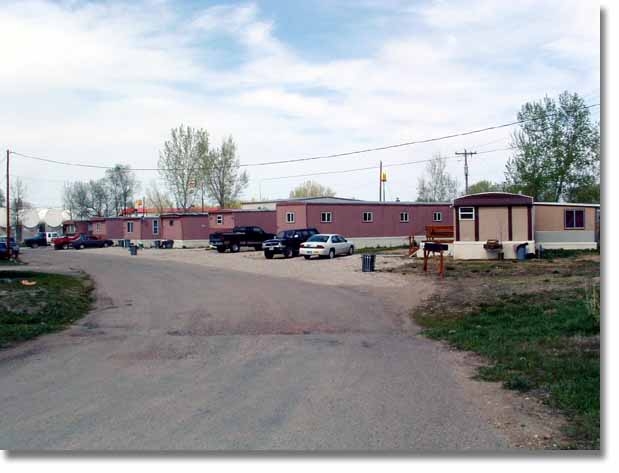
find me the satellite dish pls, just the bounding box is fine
[46,209,64,228]
[22,209,41,228]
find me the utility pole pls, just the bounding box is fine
[379,161,383,202]
[455,149,477,194]
[5,150,10,258]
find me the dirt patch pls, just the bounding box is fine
[436,343,570,449]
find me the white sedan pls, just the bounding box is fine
[299,234,355,259]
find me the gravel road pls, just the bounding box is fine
[0,248,509,450]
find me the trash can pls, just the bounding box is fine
[162,239,174,249]
[362,253,376,272]
[129,244,138,256]
[154,240,161,249]
[515,243,527,261]
[124,239,131,248]
[117,239,124,247]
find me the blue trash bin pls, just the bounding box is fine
[516,243,527,261]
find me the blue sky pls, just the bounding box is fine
[0,0,600,207]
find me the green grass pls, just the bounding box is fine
[0,271,94,348]
[540,248,600,260]
[415,287,600,449]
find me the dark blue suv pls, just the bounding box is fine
[0,236,20,258]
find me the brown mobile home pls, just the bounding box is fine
[452,192,600,259]
[275,197,452,248]
[534,202,599,250]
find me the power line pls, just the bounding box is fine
[260,148,510,183]
[9,103,599,171]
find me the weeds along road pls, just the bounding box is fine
[0,249,508,450]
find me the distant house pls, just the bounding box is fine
[62,209,277,248]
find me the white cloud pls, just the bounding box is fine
[0,0,600,206]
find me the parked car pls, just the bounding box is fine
[262,228,319,259]
[71,235,114,249]
[24,232,49,248]
[52,234,82,250]
[45,232,59,245]
[0,236,20,258]
[299,234,355,259]
[209,226,276,253]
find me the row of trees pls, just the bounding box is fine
[60,90,599,216]
[62,126,249,218]
[63,165,139,219]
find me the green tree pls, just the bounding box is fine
[10,178,30,242]
[466,180,503,194]
[204,136,248,208]
[105,164,139,215]
[289,180,336,198]
[159,125,209,211]
[505,91,600,201]
[416,155,460,202]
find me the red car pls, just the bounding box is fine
[52,234,82,250]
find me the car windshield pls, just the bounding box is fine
[307,235,329,243]
[276,231,294,239]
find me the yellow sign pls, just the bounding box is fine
[381,171,387,182]
[136,200,143,207]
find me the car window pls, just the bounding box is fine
[308,235,329,243]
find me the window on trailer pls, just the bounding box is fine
[321,212,332,223]
[400,212,409,223]
[458,207,474,220]
[363,211,373,222]
[216,215,223,225]
[286,212,295,223]
[433,211,442,222]
[153,220,159,235]
[565,209,585,229]
[127,221,134,233]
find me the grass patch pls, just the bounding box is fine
[415,287,600,449]
[540,248,600,260]
[0,258,22,266]
[0,271,94,348]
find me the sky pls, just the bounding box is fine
[0,0,600,208]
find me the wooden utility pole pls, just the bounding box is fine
[378,161,383,202]
[455,149,477,194]
[5,150,10,258]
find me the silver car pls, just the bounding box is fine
[299,234,354,259]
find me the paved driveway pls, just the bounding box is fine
[0,249,508,450]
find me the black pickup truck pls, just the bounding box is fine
[209,226,276,253]
[262,228,319,259]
